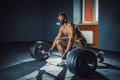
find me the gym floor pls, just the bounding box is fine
[0,42,120,80]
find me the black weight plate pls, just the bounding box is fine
[34,42,50,61]
[76,50,97,77]
[69,49,81,73]
[67,49,97,77]
[68,50,75,73]
[73,49,86,74]
[67,49,74,73]
[72,49,83,73]
[67,48,80,73]
[30,43,38,58]
[30,41,50,61]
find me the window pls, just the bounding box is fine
[73,0,99,46]
[82,0,99,24]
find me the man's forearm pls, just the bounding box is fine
[50,37,59,51]
[50,40,56,51]
[65,39,73,53]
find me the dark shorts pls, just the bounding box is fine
[58,37,86,49]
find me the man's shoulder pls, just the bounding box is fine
[67,22,74,28]
[67,22,74,25]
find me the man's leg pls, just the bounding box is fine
[73,41,86,49]
[56,39,65,55]
[56,37,68,55]
[56,38,68,66]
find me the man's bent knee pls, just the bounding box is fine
[55,39,61,46]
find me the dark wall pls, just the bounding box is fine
[0,0,73,42]
[1,0,119,52]
[42,0,73,42]
[98,0,120,52]
[0,0,44,42]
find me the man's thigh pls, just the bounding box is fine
[60,37,69,46]
[73,40,86,48]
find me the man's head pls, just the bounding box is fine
[58,12,68,21]
[57,12,68,26]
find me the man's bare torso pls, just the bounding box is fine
[60,22,83,42]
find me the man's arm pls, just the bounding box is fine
[49,27,62,51]
[65,23,74,53]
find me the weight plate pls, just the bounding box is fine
[30,43,38,58]
[30,41,50,61]
[67,49,97,77]
[76,50,97,77]
[67,48,81,73]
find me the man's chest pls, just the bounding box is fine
[62,27,70,35]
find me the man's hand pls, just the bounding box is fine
[47,50,52,56]
[62,52,67,60]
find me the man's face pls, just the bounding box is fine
[57,15,66,26]
[58,15,65,21]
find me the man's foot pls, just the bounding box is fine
[57,60,66,66]
[97,50,104,63]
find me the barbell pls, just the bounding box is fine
[30,41,97,77]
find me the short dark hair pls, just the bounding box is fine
[58,12,68,20]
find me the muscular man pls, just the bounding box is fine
[49,12,87,66]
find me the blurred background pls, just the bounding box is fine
[0,0,120,52]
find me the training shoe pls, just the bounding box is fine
[97,50,104,63]
[57,60,67,66]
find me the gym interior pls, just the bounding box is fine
[0,0,120,80]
